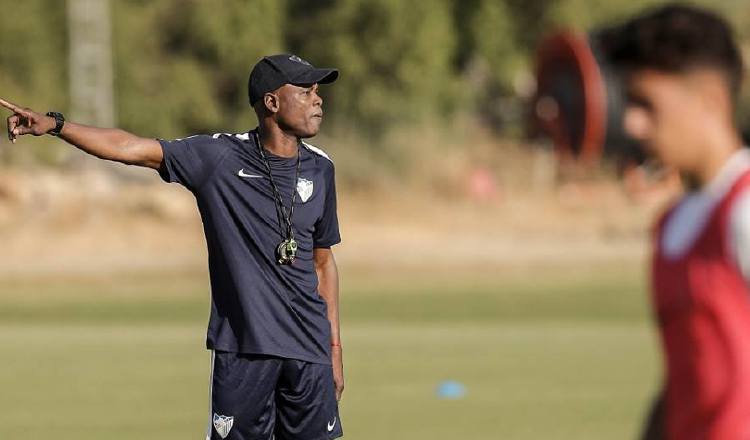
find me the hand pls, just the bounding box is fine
[0,98,56,143]
[332,345,344,401]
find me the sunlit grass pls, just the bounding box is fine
[0,264,658,439]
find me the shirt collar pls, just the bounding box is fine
[700,148,750,198]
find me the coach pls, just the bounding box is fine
[1,54,345,440]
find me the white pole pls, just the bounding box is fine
[67,0,115,128]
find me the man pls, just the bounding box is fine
[600,4,750,439]
[1,54,344,440]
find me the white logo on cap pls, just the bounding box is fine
[289,55,311,66]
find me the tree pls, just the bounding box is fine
[112,0,285,138]
[286,0,458,139]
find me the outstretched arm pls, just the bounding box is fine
[314,247,344,401]
[1,97,163,170]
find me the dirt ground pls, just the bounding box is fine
[0,160,675,277]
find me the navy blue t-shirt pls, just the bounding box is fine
[158,129,340,364]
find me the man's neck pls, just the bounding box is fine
[257,121,299,158]
[686,130,743,190]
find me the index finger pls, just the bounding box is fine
[0,97,22,114]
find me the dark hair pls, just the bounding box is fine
[600,3,744,96]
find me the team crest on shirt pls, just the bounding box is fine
[213,413,234,439]
[297,178,314,202]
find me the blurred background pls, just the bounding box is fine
[2,0,748,439]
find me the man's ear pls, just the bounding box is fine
[263,93,280,114]
[692,70,732,117]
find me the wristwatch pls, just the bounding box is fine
[45,111,65,137]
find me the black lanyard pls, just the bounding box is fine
[254,130,302,264]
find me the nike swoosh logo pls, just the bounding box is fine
[238,169,264,178]
[327,417,337,432]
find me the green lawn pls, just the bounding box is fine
[0,264,660,439]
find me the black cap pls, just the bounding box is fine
[248,54,339,106]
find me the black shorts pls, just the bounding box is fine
[205,351,343,440]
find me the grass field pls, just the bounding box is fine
[0,263,660,439]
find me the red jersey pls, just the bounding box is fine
[653,169,750,439]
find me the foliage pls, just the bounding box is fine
[2,0,750,163]
[112,0,285,138]
[286,0,459,139]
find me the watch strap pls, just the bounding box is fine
[45,111,65,137]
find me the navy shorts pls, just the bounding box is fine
[205,351,343,440]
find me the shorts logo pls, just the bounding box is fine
[297,178,314,202]
[327,416,337,432]
[289,55,311,66]
[213,413,234,439]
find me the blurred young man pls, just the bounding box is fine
[0,54,344,440]
[602,4,750,439]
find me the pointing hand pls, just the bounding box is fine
[0,98,56,143]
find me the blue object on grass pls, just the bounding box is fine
[436,380,466,399]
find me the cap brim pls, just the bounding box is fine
[291,68,339,86]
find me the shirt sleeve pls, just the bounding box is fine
[729,188,750,285]
[157,135,227,192]
[313,161,341,248]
